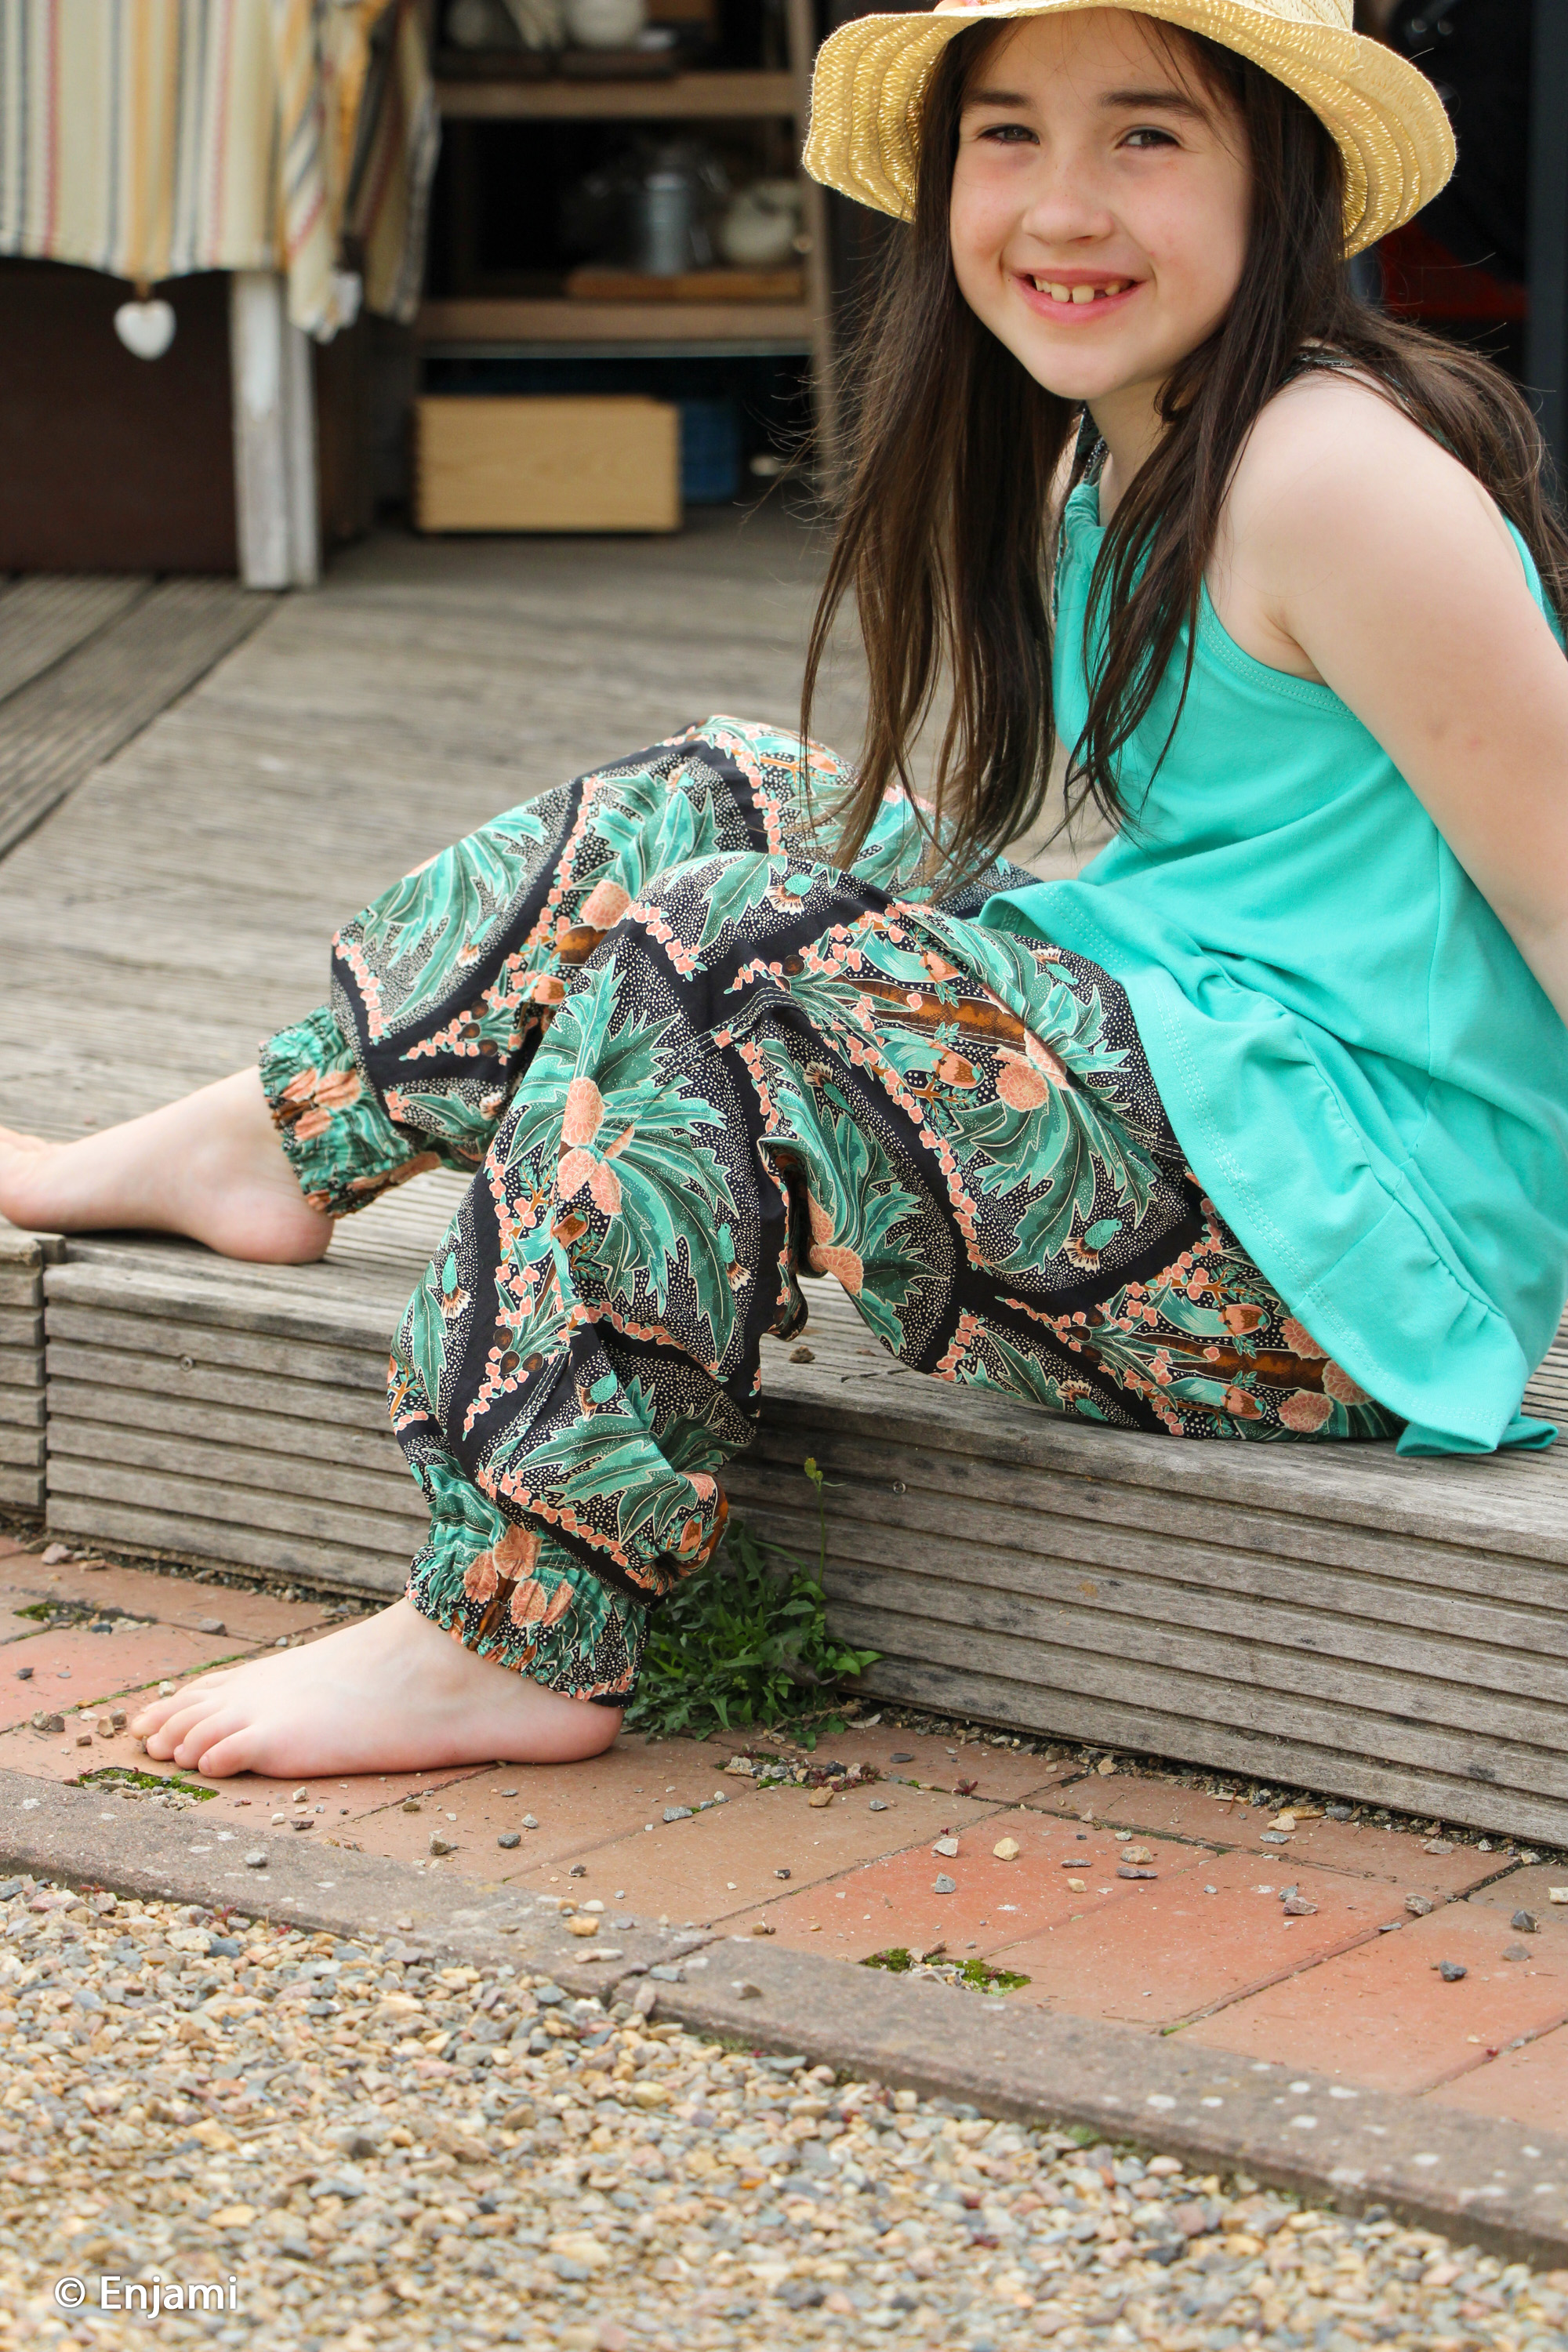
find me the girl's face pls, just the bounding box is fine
[949,9,1251,411]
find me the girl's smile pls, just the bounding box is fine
[1013,267,1144,321]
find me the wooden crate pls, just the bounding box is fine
[415,396,681,535]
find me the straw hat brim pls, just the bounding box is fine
[802,0,1455,258]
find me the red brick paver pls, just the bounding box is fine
[1183,1896,1568,2092]
[1425,2021,1568,2131]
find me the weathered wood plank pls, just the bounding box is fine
[724,1473,1568,1692]
[46,1310,388,1394]
[851,1655,1568,1850]
[0,1468,44,1511]
[0,1425,44,1470]
[733,1418,1568,1614]
[46,1455,421,1558]
[0,580,275,859]
[45,1348,387,1432]
[0,1387,45,1428]
[46,1418,426,1523]
[0,578,148,704]
[42,1496,407,1598]
[48,1381,407,1475]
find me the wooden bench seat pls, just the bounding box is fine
[26,1170,1568,1847]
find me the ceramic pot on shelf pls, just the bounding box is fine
[563,0,647,48]
[717,180,803,270]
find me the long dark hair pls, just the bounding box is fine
[803,21,1568,880]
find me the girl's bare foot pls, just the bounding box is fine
[128,1599,622,1778]
[0,1069,332,1263]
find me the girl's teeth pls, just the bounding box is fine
[1047,282,1071,301]
[1071,285,1094,303]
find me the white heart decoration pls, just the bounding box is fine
[114,299,176,361]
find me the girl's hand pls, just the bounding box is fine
[1214,370,1568,1028]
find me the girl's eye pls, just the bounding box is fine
[1122,125,1180,150]
[971,120,1036,145]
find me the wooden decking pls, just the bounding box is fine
[2,515,1566,1843]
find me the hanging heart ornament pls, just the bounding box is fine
[113,299,176,360]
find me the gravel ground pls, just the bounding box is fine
[0,1880,1563,2352]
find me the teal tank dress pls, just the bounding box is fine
[983,477,1568,1458]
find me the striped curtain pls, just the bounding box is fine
[0,0,437,336]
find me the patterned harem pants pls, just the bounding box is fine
[260,718,1398,1705]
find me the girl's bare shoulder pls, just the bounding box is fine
[1224,364,1518,578]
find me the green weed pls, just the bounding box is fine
[625,1515,878,1748]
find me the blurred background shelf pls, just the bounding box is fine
[434,68,796,117]
[419,296,815,344]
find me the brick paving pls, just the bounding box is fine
[2,1530,1566,2140]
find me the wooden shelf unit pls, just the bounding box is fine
[434,68,796,119]
[423,0,836,469]
[418,296,815,347]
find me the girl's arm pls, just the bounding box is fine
[1221,376,1568,1028]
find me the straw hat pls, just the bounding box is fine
[802,0,1454,257]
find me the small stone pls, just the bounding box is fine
[290,1817,314,1831]
[1550,1888,1568,1905]
[724,1755,757,1777]
[1512,1910,1539,1933]
[497,1831,521,1849]
[1271,1811,1298,1830]
[993,1837,1020,1861]
[158,1680,176,1695]
[14,1668,31,1681]
[566,1915,599,1938]
[1117,1866,1157,1881]
[663,1806,692,1823]
[31,1711,64,1733]
[1502,1943,1531,1962]
[292,1788,309,1803]
[808,1788,833,1809]
[631,1980,659,2017]
[401,1798,422,1814]
[789,1345,815,1363]
[933,1837,959,1857]
[775,1868,791,1880]
[1281,1894,1317,1916]
[1423,1838,1454,1856]
[1095,1758,1117,1776]
[569,1863,587,1878]
[933,1875,956,1895]
[429,1834,455,1857]
[109,1708,126,1730]
[889,1751,916,1764]
[1259,1831,1290,1846]
[1325,1803,1352,1820]
[522,1814,539,1829]
[1067,1878,1087,1892]
[1120,1846,1154,1864]
[750,1921,776,1936]
[243,1851,267,1869]
[1435,1960,1468,1982]
[40,1544,69,1566]
[194,1617,226,1635]
[733,1980,763,1999]
[869,1798,889,1812]
[1406,1893,1435,1917]
[75,1732,93,1748]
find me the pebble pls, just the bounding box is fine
[1436,1959,1468,1981]
[1406,1893,1435,1916]
[664,1807,692,1824]
[428,1835,455,1857]
[498,1831,522,1849]
[932,1838,960,1858]
[242,1850,267,1868]
[1512,1910,1539,1933]
[933,1875,956,1894]
[993,1838,1020,1861]
[0,1874,1559,2352]
[521,1814,539,1830]
[869,1798,889,1813]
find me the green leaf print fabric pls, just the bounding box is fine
[260,720,1399,1706]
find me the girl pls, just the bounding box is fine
[2,1,1564,1780]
